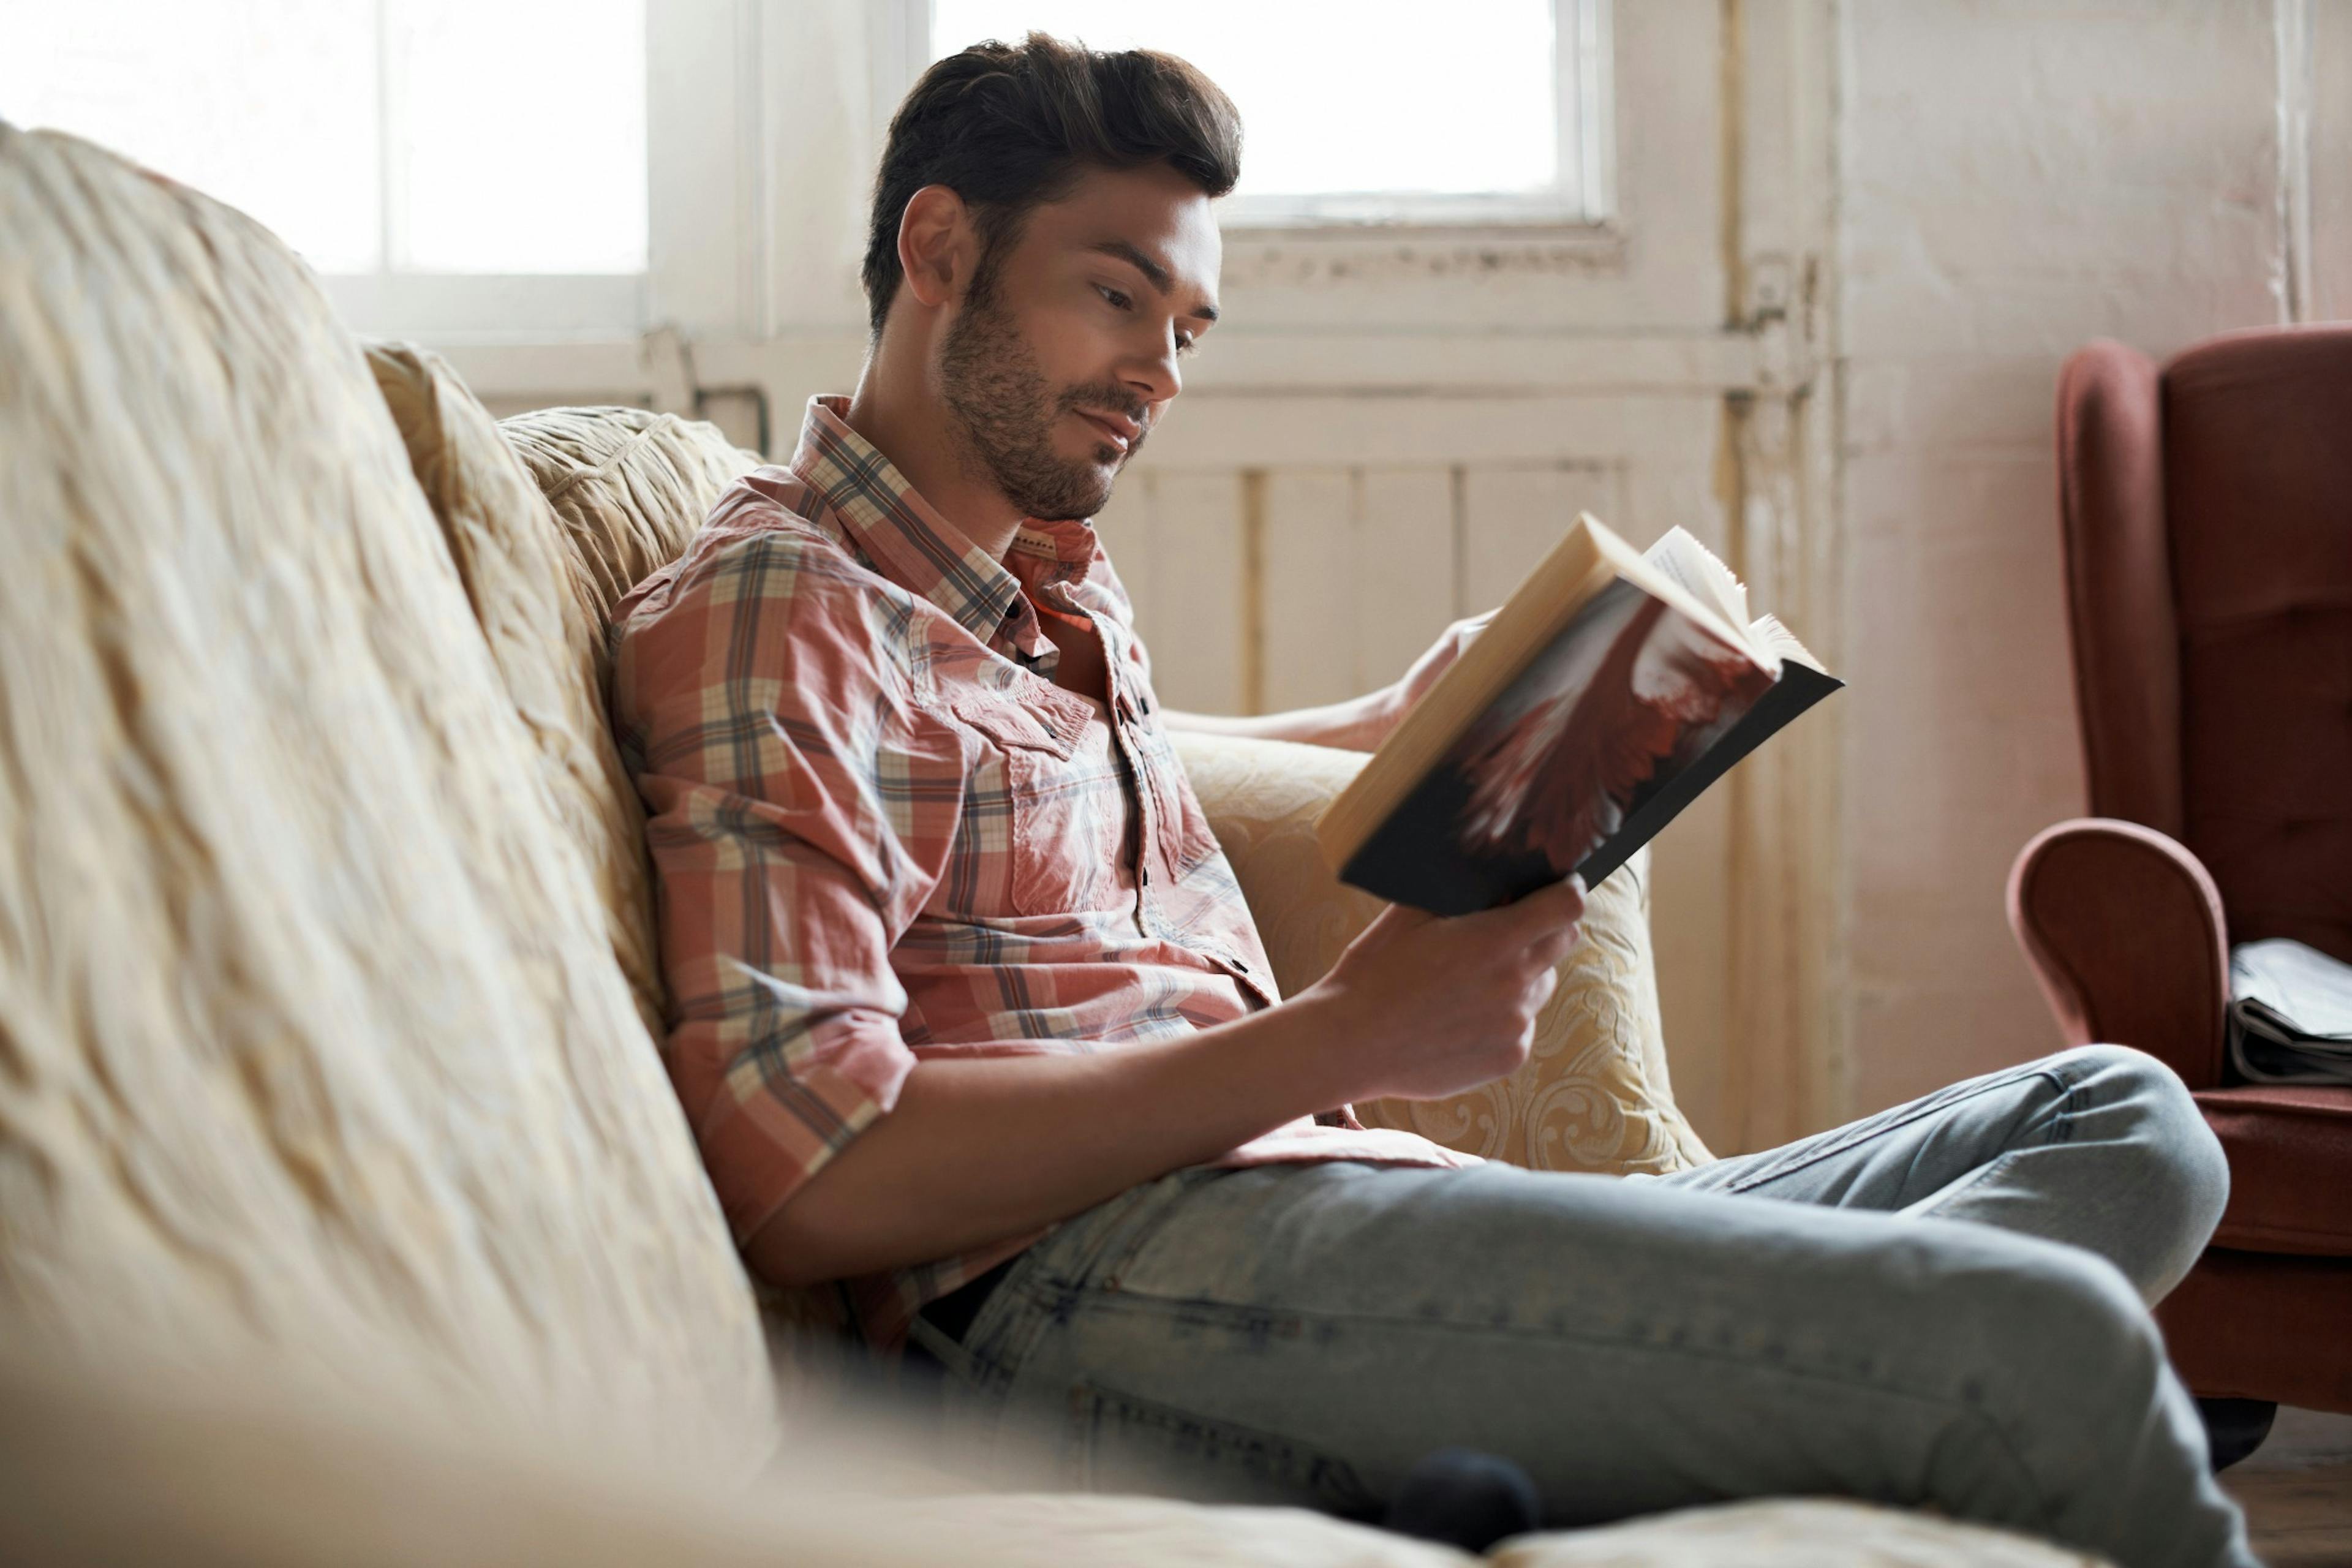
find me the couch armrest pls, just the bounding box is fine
[2007,818,2230,1089]
[1173,729,1710,1174]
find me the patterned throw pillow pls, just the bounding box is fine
[1172,731,1712,1175]
[499,404,759,669]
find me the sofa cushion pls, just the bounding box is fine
[497,404,759,673]
[0,1345,2111,1568]
[366,345,673,1042]
[1173,733,1710,1174]
[0,127,773,1461]
[369,369,861,1381]
[2194,1084,2352,1256]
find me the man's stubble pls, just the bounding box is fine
[938,279,1147,524]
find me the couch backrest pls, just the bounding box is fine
[427,389,861,1365]
[0,126,776,1464]
[2162,327,2352,963]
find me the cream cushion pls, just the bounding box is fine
[0,127,772,1461]
[499,402,761,660]
[365,377,857,1378]
[366,344,674,1042]
[1174,733,1711,1174]
[0,1348,2111,1568]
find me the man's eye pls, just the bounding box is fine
[1097,285,1132,311]
[1175,334,1198,357]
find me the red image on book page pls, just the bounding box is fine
[1451,580,1773,876]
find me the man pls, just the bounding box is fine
[608,33,2253,1568]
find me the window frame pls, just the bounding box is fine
[903,0,1616,233]
[323,1,709,342]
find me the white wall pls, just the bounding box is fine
[1834,0,2339,1114]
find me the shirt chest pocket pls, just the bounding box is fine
[947,682,1129,918]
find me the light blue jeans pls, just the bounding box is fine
[903,1044,2254,1568]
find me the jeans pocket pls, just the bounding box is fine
[1064,1377,1381,1517]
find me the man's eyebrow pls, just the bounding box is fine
[1087,239,1219,323]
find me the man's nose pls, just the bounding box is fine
[1126,329,1182,405]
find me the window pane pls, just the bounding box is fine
[929,0,1559,198]
[0,1,382,272]
[388,0,647,273]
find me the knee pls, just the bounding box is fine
[2059,1043,2231,1268]
[1921,1243,2223,1561]
[1960,1240,2169,1423]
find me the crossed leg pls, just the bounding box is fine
[929,1046,2252,1568]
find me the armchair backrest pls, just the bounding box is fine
[2057,326,2352,965]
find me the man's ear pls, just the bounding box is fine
[897,184,978,311]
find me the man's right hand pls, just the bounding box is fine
[1303,877,1588,1104]
[744,875,1586,1289]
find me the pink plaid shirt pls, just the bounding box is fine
[609,396,1475,1351]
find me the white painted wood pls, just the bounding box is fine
[1458,463,1615,614]
[2310,0,2352,321]
[646,1,763,336]
[1260,470,1358,710]
[1148,395,1716,472]
[1091,471,1159,642]
[1355,469,1460,690]
[1130,471,1250,715]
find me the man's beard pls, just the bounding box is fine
[938,289,1147,523]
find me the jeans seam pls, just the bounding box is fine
[1904,1067,2084,1218]
[1048,1286,2062,1532]
[1049,1288,2060,1532]
[1716,1065,2075,1197]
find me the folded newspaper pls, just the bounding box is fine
[2228,938,2352,1085]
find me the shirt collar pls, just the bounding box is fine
[788,396,1098,655]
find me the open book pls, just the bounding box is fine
[1316,515,1842,916]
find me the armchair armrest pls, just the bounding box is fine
[1171,729,1710,1174]
[2006,818,2230,1089]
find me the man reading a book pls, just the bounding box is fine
[608,34,2253,1568]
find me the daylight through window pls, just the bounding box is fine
[926,0,1610,226]
[1,0,647,276]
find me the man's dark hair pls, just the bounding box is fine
[861,32,1242,338]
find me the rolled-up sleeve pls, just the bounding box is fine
[611,532,956,1243]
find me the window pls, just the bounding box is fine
[3,0,648,335]
[924,0,1613,228]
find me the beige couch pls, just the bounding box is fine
[0,123,2102,1566]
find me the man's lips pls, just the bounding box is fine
[1074,409,1141,452]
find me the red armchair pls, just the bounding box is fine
[2008,326,2352,1420]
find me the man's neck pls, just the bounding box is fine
[842,358,1027,564]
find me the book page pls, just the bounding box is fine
[1644,527,1750,632]
[1749,612,1826,672]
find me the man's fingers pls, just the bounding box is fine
[1531,919,1586,968]
[1500,873,1586,931]
[1376,900,1440,931]
[1353,900,1436,951]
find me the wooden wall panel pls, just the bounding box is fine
[1459,464,1618,612]
[1102,470,1250,714]
[1357,467,1460,683]
[1260,470,1357,710]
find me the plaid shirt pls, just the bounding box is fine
[609,396,1475,1351]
